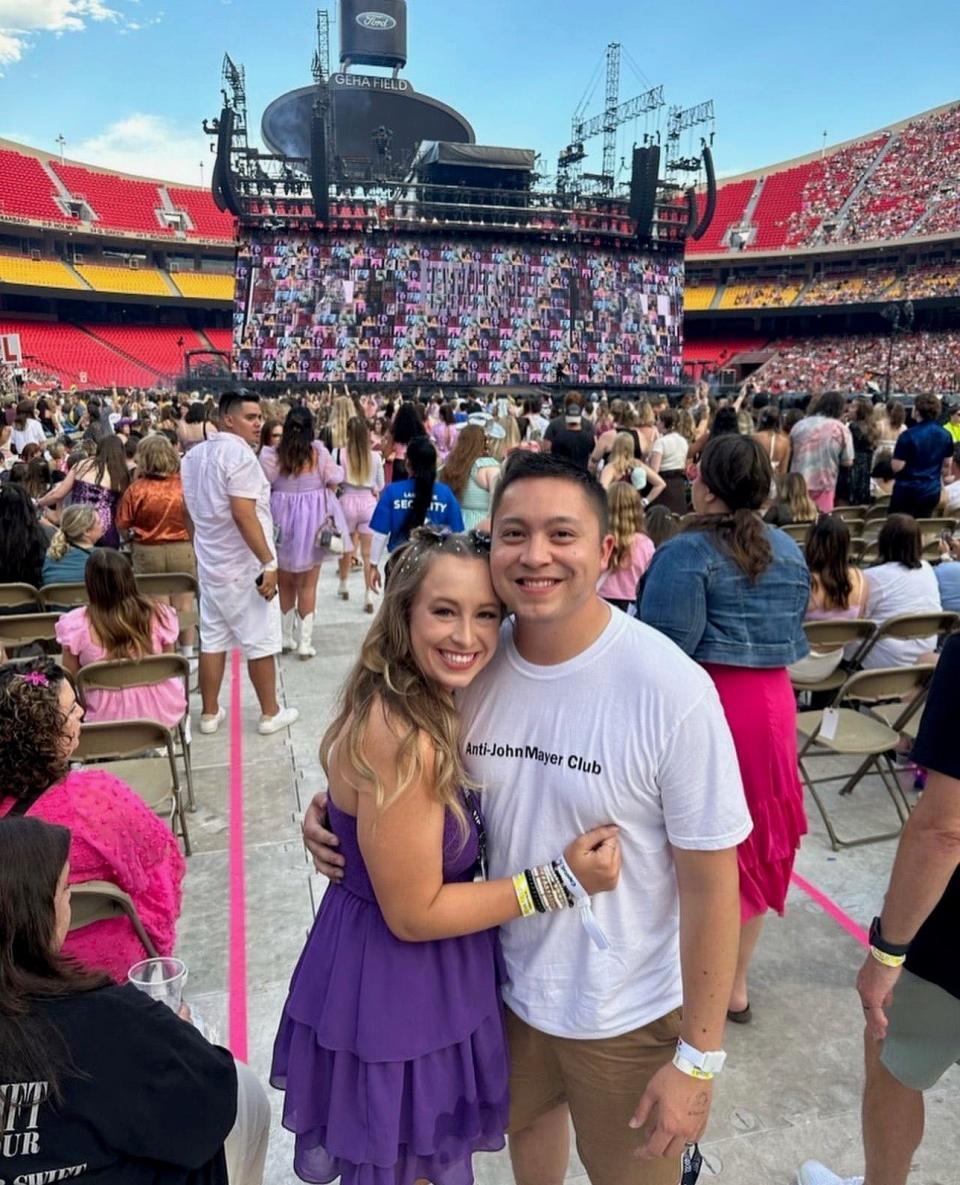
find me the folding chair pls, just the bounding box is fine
[38,582,88,611]
[789,618,878,698]
[858,542,880,567]
[73,719,192,855]
[855,611,960,668]
[797,665,936,850]
[781,522,810,544]
[68,879,159,957]
[134,572,200,635]
[0,612,61,661]
[916,517,956,540]
[831,506,868,525]
[0,582,41,612]
[76,655,195,814]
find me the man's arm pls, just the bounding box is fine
[858,768,960,1039]
[630,846,740,1159]
[229,496,277,599]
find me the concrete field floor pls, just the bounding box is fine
[175,564,960,1184]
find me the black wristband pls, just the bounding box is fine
[869,916,911,958]
[524,869,545,914]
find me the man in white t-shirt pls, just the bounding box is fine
[181,391,299,737]
[306,453,750,1184]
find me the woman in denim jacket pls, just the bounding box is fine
[640,435,810,1024]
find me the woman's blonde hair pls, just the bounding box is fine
[498,415,520,453]
[330,395,355,449]
[440,425,487,499]
[606,432,637,478]
[782,472,818,523]
[607,483,646,571]
[135,434,180,478]
[345,415,373,486]
[676,408,697,444]
[320,528,492,834]
[47,506,99,562]
[637,400,656,428]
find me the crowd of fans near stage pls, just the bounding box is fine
[0,366,958,1185]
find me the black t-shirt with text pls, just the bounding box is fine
[905,634,960,1000]
[1,983,236,1184]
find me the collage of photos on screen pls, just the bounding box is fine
[234,234,684,386]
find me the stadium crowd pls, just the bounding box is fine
[0,375,957,1185]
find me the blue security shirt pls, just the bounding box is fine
[893,422,953,500]
[935,562,960,613]
[370,479,464,552]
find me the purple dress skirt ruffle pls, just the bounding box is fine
[701,664,808,923]
[271,484,353,573]
[271,799,509,1185]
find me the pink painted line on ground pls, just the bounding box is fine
[228,649,249,1062]
[790,871,870,948]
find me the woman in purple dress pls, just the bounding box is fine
[272,527,620,1185]
[37,436,130,548]
[260,406,351,659]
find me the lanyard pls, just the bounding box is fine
[463,789,487,881]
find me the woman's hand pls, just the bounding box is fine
[563,825,621,895]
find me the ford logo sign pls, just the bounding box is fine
[356,11,397,30]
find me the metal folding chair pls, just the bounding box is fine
[0,582,41,612]
[781,522,810,543]
[38,582,88,611]
[831,506,868,525]
[134,572,200,634]
[0,612,61,661]
[68,879,159,957]
[73,718,192,855]
[797,665,935,850]
[856,611,960,668]
[76,654,195,814]
[790,618,878,698]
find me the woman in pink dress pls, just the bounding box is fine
[56,550,186,729]
[0,659,185,982]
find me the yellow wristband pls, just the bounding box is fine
[870,946,906,968]
[672,1053,714,1080]
[513,873,536,918]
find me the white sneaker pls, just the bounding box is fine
[257,706,300,735]
[797,1161,864,1185]
[198,708,226,735]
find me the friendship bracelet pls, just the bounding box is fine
[513,873,536,918]
[523,869,546,914]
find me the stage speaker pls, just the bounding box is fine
[310,108,330,223]
[340,0,408,70]
[691,145,717,241]
[629,145,660,239]
[213,107,242,218]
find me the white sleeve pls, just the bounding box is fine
[225,450,264,500]
[370,532,389,566]
[656,687,752,851]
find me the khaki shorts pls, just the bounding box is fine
[131,540,197,577]
[881,969,960,1091]
[506,1006,684,1185]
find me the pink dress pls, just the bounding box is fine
[701,664,808,922]
[0,769,186,982]
[56,604,186,729]
[599,534,655,603]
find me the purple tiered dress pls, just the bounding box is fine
[272,799,509,1185]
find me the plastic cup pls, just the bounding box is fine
[127,957,188,1011]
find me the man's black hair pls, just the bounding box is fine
[219,389,260,419]
[491,450,609,536]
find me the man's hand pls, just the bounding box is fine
[368,567,383,595]
[629,1062,712,1161]
[257,569,278,601]
[856,954,902,1041]
[304,791,345,882]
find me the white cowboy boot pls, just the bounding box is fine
[281,609,298,653]
[298,613,317,659]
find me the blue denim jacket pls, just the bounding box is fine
[639,524,810,667]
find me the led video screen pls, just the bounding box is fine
[234,232,684,386]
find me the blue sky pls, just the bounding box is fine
[1,0,959,184]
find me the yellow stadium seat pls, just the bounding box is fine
[683,286,715,311]
[0,255,86,290]
[75,264,172,297]
[170,272,235,300]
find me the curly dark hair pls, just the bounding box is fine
[0,660,73,801]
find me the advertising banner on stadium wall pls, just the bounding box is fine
[1,333,22,366]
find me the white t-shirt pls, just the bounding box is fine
[181,432,275,585]
[652,431,690,471]
[11,419,47,453]
[944,481,960,514]
[458,610,751,1039]
[863,562,943,668]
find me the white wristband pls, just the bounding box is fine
[554,855,610,951]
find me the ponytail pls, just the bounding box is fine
[45,505,98,563]
[403,436,439,535]
[688,509,773,582]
